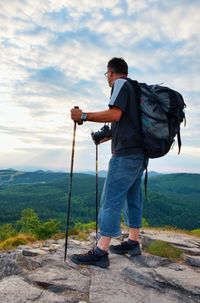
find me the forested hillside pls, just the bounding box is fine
[143,175,200,230]
[0,170,104,230]
[0,169,66,186]
[0,170,199,230]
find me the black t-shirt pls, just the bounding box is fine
[108,77,143,156]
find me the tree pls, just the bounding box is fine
[16,208,40,235]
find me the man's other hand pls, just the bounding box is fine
[99,137,111,144]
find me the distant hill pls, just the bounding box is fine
[0,169,199,230]
[83,170,108,178]
[147,171,162,177]
[0,169,67,186]
[82,170,161,178]
[148,173,200,195]
[0,169,161,186]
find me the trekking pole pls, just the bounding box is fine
[64,106,82,261]
[95,143,99,244]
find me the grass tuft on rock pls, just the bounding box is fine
[145,240,183,261]
[0,233,36,251]
[190,229,200,237]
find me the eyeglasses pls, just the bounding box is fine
[104,70,113,77]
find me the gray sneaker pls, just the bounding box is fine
[109,241,141,256]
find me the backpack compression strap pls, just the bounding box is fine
[177,130,181,154]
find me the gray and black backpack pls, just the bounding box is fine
[129,80,186,159]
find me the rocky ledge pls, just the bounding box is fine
[0,230,200,303]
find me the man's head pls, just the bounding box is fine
[105,57,128,87]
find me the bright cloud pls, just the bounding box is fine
[0,0,199,173]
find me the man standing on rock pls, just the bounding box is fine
[70,57,146,268]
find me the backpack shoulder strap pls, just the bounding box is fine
[127,78,150,197]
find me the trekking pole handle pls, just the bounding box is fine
[74,106,83,125]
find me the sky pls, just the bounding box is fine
[0,0,199,174]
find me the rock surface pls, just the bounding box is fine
[0,231,200,303]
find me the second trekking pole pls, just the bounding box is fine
[95,143,99,244]
[64,107,82,261]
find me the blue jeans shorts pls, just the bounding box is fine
[98,153,145,238]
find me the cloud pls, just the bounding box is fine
[30,66,66,85]
[0,0,199,172]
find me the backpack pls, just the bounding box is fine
[129,80,186,159]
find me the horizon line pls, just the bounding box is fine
[0,167,199,175]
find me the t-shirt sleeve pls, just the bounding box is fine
[108,79,128,112]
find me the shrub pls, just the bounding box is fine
[16,208,61,240]
[142,218,149,227]
[69,221,96,240]
[74,221,96,232]
[36,219,60,240]
[0,224,17,242]
[16,208,40,235]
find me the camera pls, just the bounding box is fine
[91,124,112,145]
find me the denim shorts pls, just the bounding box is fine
[98,153,145,237]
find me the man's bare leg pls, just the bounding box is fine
[97,236,111,251]
[129,227,140,242]
[97,228,139,251]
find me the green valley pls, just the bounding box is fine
[0,169,199,231]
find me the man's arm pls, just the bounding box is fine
[71,107,122,123]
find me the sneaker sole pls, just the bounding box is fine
[70,256,110,268]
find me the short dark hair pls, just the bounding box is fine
[107,57,128,75]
